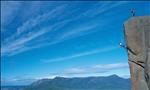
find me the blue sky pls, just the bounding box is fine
[1,1,150,85]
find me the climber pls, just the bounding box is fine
[119,42,126,48]
[131,8,135,16]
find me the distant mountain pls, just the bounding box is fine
[22,75,131,90]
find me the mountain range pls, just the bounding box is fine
[1,75,131,90]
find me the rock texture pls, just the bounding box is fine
[124,16,150,90]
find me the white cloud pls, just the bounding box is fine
[1,17,97,56]
[1,1,22,28]
[16,4,68,35]
[83,1,129,18]
[93,63,128,69]
[1,2,128,56]
[64,63,129,75]
[42,46,118,63]
[59,24,99,40]
[47,63,129,76]
[1,4,83,56]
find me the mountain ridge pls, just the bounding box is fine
[1,75,131,90]
[23,74,131,90]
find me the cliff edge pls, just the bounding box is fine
[124,16,150,90]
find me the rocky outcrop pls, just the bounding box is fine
[124,16,150,90]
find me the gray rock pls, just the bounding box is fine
[124,16,150,90]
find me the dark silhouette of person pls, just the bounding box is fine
[131,9,135,16]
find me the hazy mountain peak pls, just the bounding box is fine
[108,74,119,78]
[54,76,66,79]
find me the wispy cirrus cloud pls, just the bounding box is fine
[1,1,128,56]
[1,1,22,29]
[1,4,71,56]
[16,4,68,35]
[64,63,129,75]
[83,1,129,17]
[1,21,99,56]
[42,46,118,63]
[47,63,129,76]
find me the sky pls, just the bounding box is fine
[1,1,150,86]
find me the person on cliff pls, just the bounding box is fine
[131,8,135,16]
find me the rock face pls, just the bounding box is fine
[124,16,150,90]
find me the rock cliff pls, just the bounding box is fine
[124,16,150,90]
